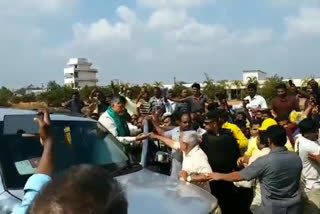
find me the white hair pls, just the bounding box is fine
[181,130,200,147]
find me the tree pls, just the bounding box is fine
[259,75,283,105]
[247,77,258,85]
[47,81,61,91]
[232,80,243,89]
[0,87,13,107]
[203,79,225,100]
[171,82,189,97]
[79,86,96,101]
[38,86,75,107]
[153,81,163,88]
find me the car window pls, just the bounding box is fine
[0,121,3,135]
[0,120,130,189]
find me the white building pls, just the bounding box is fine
[243,70,267,83]
[64,58,98,89]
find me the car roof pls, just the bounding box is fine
[0,108,95,122]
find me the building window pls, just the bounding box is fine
[75,82,79,88]
[74,72,78,78]
[75,65,78,68]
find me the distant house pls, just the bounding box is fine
[25,88,47,95]
[64,58,98,89]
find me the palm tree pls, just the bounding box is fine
[232,80,243,89]
[301,77,311,88]
[247,76,258,85]
[153,81,163,88]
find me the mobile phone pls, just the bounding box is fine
[3,114,43,135]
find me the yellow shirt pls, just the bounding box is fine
[245,137,294,158]
[245,137,260,157]
[222,122,249,149]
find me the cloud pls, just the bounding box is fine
[138,0,212,8]
[2,0,320,88]
[0,0,77,16]
[285,7,320,37]
[265,0,319,7]
[43,5,279,85]
[0,0,79,87]
[73,19,132,42]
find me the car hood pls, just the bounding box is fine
[8,169,217,214]
[116,169,217,214]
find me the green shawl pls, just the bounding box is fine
[107,107,130,137]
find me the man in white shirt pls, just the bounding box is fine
[99,96,148,145]
[150,130,212,192]
[297,118,320,213]
[233,83,268,114]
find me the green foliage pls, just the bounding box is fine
[246,76,258,85]
[153,81,163,88]
[259,75,284,105]
[38,86,75,107]
[0,87,13,107]
[203,79,225,100]
[47,81,61,91]
[79,86,96,101]
[171,82,188,97]
[20,93,37,102]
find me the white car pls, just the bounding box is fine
[0,108,217,214]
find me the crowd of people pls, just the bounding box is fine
[13,79,320,214]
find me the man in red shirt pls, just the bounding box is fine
[271,83,300,118]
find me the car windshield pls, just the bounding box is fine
[0,120,135,190]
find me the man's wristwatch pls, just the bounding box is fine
[187,175,192,182]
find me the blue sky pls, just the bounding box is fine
[0,0,320,88]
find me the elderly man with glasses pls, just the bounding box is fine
[150,130,212,192]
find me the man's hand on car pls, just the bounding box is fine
[180,170,188,181]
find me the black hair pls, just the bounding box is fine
[266,125,287,147]
[178,112,191,121]
[154,87,161,91]
[205,110,220,122]
[276,114,289,123]
[235,120,246,129]
[73,91,80,96]
[298,118,319,135]
[259,131,269,147]
[219,110,229,122]
[30,165,128,214]
[207,102,219,112]
[111,95,127,105]
[276,83,287,90]
[247,83,257,91]
[236,112,247,120]
[261,109,273,118]
[191,83,201,90]
[251,119,262,126]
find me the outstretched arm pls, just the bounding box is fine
[149,133,179,150]
[208,171,244,182]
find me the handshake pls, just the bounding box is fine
[134,132,158,142]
